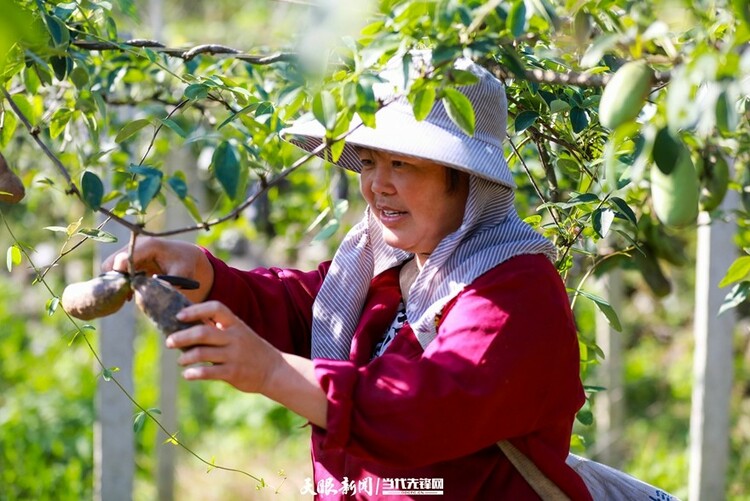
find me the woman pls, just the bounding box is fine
[104,57,591,500]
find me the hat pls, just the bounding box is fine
[283,56,516,189]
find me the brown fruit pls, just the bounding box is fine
[0,153,25,204]
[61,271,131,320]
[131,274,198,335]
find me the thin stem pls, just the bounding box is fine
[508,137,562,231]
[0,210,264,484]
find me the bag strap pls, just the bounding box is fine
[497,440,572,501]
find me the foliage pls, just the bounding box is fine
[1,0,749,497]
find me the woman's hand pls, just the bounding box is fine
[101,236,214,303]
[170,300,329,428]
[167,301,282,394]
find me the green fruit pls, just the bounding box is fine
[651,145,700,227]
[0,153,25,204]
[640,216,687,266]
[61,271,131,320]
[700,150,730,212]
[599,61,654,130]
[634,249,671,298]
[132,274,198,335]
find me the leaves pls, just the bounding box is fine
[115,118,151,143]
[77,228,118,243]
[312,90,337,130]
[719,256,750,288]
[442,88,475,136]
[515,110,538,133]
[410,86,436,121]
[573,289,623,332]
[212,141,241,200]
[507,0,527,38]
[81,171,104,211]
[6,244,21,272]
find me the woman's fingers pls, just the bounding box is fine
[175,301,237,328]
[177,345,227,366]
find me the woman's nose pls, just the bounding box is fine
[369,163,394,195]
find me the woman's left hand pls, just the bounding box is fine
[167,301,282,394]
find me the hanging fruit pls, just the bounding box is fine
[598,61,654,130]
[0,152,25,204]
[131,274,199,335]
[61,271,131,320]
[650,129,700,227]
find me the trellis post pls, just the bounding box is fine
[95,221,136,501]
[688,179,738,500]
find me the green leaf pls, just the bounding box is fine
[160,118,188,138]
[46,297,59,316]
[719,282,750,316]
[102,366,120,382]
[50,108,73,139]
[115,118,151,143]
[77,228,118,243]
[81,171,104,210]
[138,175,162,211]
[592,208,616,238]
[575,289,622,332]
[45,14,69,47]
[184,83,209,100]
[312,90,337,130]
[515,110,538,133]
[609,197,637,226]
[570,106,588,133]
[653,127,681,175]
[133,411,146,433]
[313,219,340,242]
[442,88,475,136]
[168,174,188,199]
[576,408,594,426]
[181,196,203,223]
[6,245,21,272]
[549,99,570,114]
[507,0,527,38]
[212,141,241,200]
[410,87,436,121]
[719,256,750,288]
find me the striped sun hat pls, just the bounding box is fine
[283,56,516,190]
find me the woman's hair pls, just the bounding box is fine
[445,167,469,193]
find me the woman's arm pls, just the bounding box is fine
[168,300,328,427]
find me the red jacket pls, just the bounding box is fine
[205,251,591,500]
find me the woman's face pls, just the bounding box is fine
[358,148,470,266]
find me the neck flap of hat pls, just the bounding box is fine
[310,176,557,360]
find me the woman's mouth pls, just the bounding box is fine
[377,207,407,224]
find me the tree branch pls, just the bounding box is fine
[487,61,671,88]
[72,39,295,64]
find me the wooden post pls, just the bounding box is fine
[594,268,625,467]
[688,185,738,499]
[95,221,136,501]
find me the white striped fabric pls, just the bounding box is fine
[291,54,557,359]
[310,175,556,359]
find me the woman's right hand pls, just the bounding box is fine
[101,236,215,303]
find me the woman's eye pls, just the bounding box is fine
[392,160,404,168]
[359,158,374,166]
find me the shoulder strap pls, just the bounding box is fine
[497,440,572,501]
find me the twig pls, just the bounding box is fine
[508,137,562,231]
[138,99,189,167]
[1,87,77,191]
[0,210,265,485]
[487,61,671,88]
[72,39,295,65]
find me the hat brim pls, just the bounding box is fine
[282,105,516,190]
